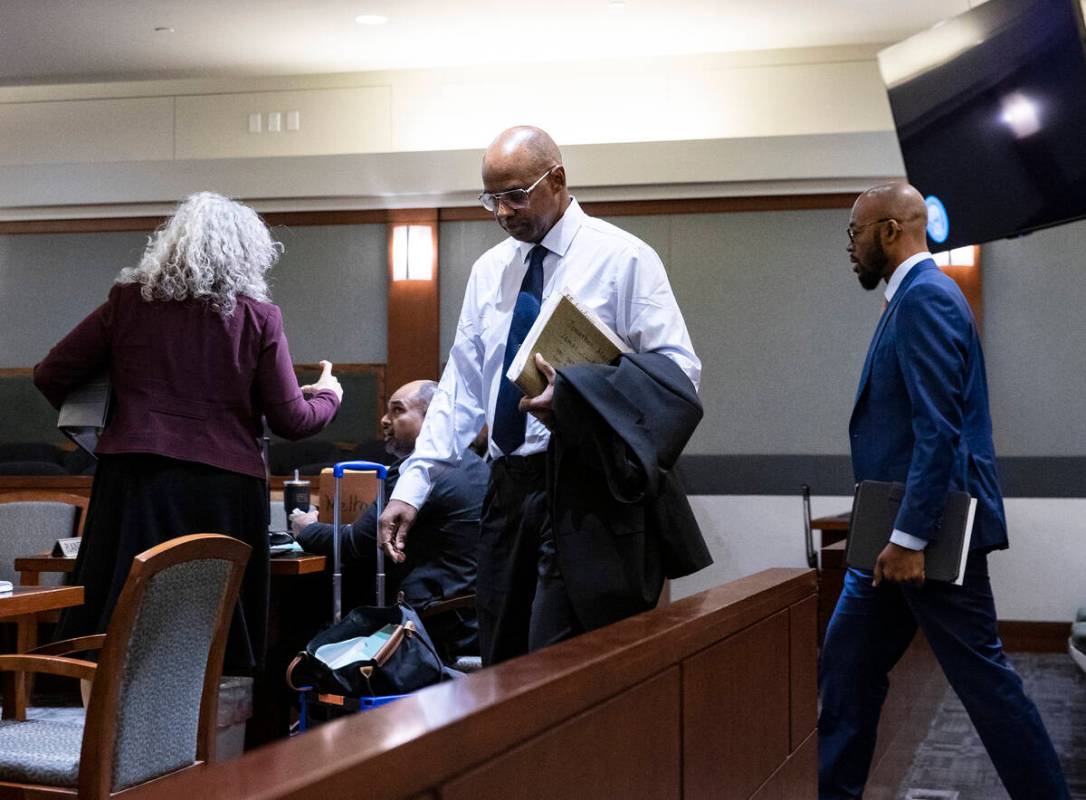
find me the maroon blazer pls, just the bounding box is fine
[34,283,339,479]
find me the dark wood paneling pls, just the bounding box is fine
[683,611,791,800]
[125,569,816,800]
[441,668,681,800]
[439,193,857,222]
[386,218,440,391]
[0,477,92,497]
[863,635,947,798]
[749,730,817,800]
[0,217,164,235]
[818,539,847,643]
[999,620,1069,653]
[1,193,859,236]
[789,596,818,751]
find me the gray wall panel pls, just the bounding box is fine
[666,209,880,454]
[438,219,506,359]
[7,208,1086,461]
[0,230,148,367]
[270,223,386,363]
[982,219,1086,456]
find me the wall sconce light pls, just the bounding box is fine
[932,245,977,267]
[391,224,435,281]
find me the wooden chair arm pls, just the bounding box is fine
[27,634,107,657]
[0,655,97,682]
[0,655,96,715]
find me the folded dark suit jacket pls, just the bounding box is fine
[548,352,713,631]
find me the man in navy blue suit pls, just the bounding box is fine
[818,183,1068,799]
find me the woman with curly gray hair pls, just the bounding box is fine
[35,191,342,673]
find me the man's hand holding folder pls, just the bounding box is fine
[872,542,925,587]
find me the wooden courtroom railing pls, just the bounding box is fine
[130,567,818,800]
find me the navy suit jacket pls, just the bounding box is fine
[849,259,1008,552]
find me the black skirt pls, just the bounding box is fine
[56,453,270,672]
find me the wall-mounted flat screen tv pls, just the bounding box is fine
[878,0,1086,251]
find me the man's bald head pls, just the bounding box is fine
[395,379,437,412]
[855,182,929,239]
[483,126,562,177]
[381,380,439,458]
[847,182,931,291]
[480,126,569,243]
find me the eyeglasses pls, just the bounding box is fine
[846,218,893,242]
[479,165,560,213]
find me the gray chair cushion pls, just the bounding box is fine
[1071,622,1086,655]
[111,558,231,791]
[0,502,80,585]
[0,718,84,787]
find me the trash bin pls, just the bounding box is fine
[215,675,254,760]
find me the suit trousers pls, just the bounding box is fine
[818,551,1068,799]
[476,454,582,666]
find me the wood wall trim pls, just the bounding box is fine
[439,192,858,223]
[385,222,440,391]
[0,217,164,235]
[1,193,861,236]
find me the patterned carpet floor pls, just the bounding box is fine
[899,652,1085,800]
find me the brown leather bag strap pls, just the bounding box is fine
[285,653,312,691]
[374,620,416,667]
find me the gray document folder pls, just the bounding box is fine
[57,374,110,457]
[845,480,977,585]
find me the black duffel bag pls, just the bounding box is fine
[287,601,460,698]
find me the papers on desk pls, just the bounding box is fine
[0,581,12,594]
[269,531,303,555]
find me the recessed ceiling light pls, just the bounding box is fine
[354,14,388,25]
[608,0,625,8]
[153,26,175,33]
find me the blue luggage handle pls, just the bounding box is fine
[331,460,389,623]
[333,461,388,479]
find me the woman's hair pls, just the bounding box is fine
[117,192,281,316]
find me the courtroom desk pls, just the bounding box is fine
[818,539,847,642]
[127,568,819,800]
[0,586,84,720]
[15,552,326,583]
[810,511,849,548]
[0,477,92,499]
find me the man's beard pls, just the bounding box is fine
[856,246,888,291]
[858,267,883,291]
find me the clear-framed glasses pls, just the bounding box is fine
[479,165,560,213]
[846,217,893,242]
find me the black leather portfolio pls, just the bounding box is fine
[845,480,977,585]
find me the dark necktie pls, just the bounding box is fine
[492,245,547,456]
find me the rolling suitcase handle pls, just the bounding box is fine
[332,460,389,623]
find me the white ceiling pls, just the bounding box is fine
[0,0,980,85]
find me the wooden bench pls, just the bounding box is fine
[129,567,818,800]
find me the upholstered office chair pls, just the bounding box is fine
[0,533,249,799]
[0,491,89,586]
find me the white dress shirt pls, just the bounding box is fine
[883,250,934,552]
[392,198,701,510]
